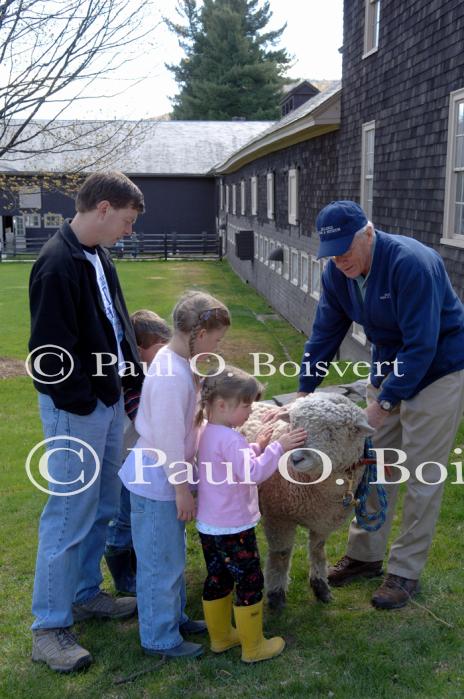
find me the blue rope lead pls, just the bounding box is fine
[354,437,388,532]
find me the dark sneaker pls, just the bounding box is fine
[32,628,92,673]
[73,591,136,622]
[180,619,207,635]
[371,574,419,610]
[328,555,383,587]
[143,640,204,659]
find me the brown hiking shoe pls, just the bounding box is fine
[327,555,383,587]
[371,574,419,610]
[72,590,136,622]
[32,628,92,673]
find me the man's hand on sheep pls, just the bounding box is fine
[365,400,389,430]
[262,392,310,424]
[255,425,274,451]
[277,427,308,452]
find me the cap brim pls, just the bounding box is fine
[316,233,355,259]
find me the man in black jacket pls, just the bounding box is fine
[29,171,145,672]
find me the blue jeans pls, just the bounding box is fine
[130,493,189,650]
[106,484,133,549]
[31,393,125,630]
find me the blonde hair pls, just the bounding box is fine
[172,290,231,358]
[130,309,172,348]
[196,364,263,425]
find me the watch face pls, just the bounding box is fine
[380,400,392,411]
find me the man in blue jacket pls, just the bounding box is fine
[299,200,464,609]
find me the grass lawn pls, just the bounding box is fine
[1,259,463,699]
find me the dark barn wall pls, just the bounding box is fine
[132,176,216,237]
[339,0,464,297]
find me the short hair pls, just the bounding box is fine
[76,171,145,213]
[130,309,171,349]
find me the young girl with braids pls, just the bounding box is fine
[196,366,307,663]
[119,290,231,659]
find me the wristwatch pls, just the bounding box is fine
[378,399,394,412]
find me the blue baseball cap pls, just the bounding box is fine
[316,200,368,259]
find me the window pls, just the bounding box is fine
[282,244,289,279]
[219,180,224,210]
[266,172,275,219]
[310,256,321,299]
[24,213,41,228]
[251,176,258,215]
[290,248,299,285]
[288,168,298,225]
[300,252,309,292]
[269,240,275,271]
[352,322,367,345]
[361,121,375,220]
[258,234,264,262]
[232,184,237,215]
[19,187,41,209]
[225,185,229,213]
[263,237,269,265]
[240,180,246,215]
[363,0,380,57]
[443,88,464,246]
[254,232,259,259]
[43,213,63,228]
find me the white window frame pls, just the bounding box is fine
[263,237,269,265]
[310,256,322,300]
[251,176,258,216]
[240,180,246,215]
[219,179,224,210]
[266,172,275,220]
[352,322,367,345]
[254,232,259,259]
[288,168,298,225]
[360,121,375,220]
[258,234,264,262]
[300,252,309,292]
[225,185,230,213]
[24,213,41,228]
[282,244,290,280]
[290,247,299,285]
[43,213,64,228]
[442,87,464,248]
[232,184,237,215]
[363,0,380,58]
[268,240,275,271]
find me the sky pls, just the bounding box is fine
[37,0,344,121]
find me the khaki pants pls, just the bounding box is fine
[347,370,464,579]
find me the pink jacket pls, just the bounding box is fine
[196,423,284,529]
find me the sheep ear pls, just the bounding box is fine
[355,415,376,435]
[279,409,291,423]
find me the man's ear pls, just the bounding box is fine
[96,200,111,218]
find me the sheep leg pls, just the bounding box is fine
[262,517,296,611]
[308,532,332,603]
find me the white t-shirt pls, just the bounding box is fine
[84,248,125,372]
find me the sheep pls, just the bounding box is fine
[240,393,375,609]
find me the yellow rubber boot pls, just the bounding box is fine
[233,600,285,663]
[202,593,240,653]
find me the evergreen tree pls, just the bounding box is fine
[166,0,290,120]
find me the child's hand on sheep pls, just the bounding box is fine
[277,427,307,452]
[262,393,309,424]
[255,425,274,451]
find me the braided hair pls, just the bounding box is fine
[172,290,231,359]
[196,364,263,425]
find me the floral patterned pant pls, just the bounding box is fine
[199,527,264,606]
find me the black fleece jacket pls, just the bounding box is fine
[28,221,144,415]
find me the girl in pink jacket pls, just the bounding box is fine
[196,366,306,663]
